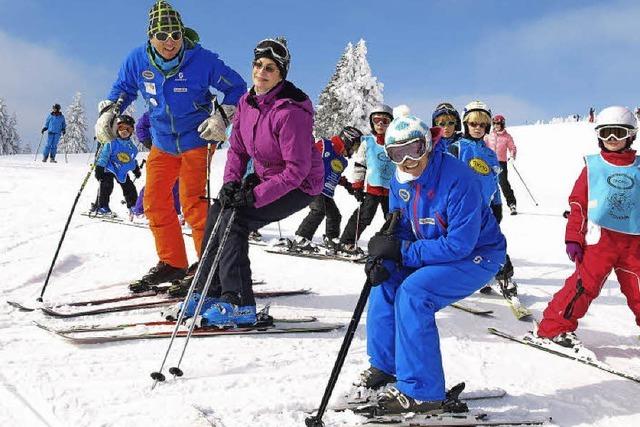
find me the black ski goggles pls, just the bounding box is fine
[385,137,428,165]
[154,30,182,42]
[254,39,290,62]
[596,126,636,141]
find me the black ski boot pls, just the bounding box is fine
[129,262,187,293]
[361,386,468,416]
[165,262,199,297]
[357,366,396,389]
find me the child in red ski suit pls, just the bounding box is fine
[537,106,640,344]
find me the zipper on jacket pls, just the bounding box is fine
[410,182,423,239]
[563,276,585,320]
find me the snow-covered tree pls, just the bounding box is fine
[0,99,21,155]
[314,44,352,138]
[60,93,89,153]
[314,39,384,138]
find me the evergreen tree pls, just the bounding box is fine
[314,39,384,139]
[0,98,21,155]
[60,92,89,154]
[314,43,352,138]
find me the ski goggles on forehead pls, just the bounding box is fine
[154,30,182,42]
[385,137,428,164]
[596,126,636,141]
[254,40,290,61]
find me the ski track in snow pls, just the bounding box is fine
[2,123,640,426]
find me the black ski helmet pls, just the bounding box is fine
[339,126,363,154]
[431,102,461,132]
[116,114,136,128]
[52,103,61,111]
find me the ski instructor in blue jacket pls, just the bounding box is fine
[95,1,247,291]
[359,115,506,415]
[41,103,66,163]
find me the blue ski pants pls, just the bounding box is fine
[367,257,500,401]
[43,132,61,159]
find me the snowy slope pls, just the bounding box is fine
[1,122,639,427]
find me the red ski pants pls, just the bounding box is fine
[144,146,211,269]
[538,231,640,338]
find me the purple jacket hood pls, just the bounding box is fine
[224,80,323,207]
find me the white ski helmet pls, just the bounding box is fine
[385,115,432,151]
[462,100,492,134]
[369,104,394,131]
[595,106,638,130]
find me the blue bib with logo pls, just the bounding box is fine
[586,154,640,234]
[364,135,395,188]
[320,139,348,198]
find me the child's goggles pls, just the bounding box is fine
[596,126,636,141]
[385,137,428,164]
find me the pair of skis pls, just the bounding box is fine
[264,244,367,264]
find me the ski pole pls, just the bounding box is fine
[306,211,399,427]
[37,93,126,302]
[166,208,237,380]
[150,205,228,388]
[34,133,44,161]
[510,160,538,206]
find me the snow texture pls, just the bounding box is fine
[1,121,639,426]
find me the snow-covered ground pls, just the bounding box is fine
[1,122,639,427]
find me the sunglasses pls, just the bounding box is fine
[372,116,391,125]
[154,30,182,42]
[254,40,290,62]
[597,126,636,141]
[492,121,504,125]
[385,137,428,164]
[435,120,457,127]
[467,122,487,128]
[253,60,279,73]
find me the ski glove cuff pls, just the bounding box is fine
[368,234,403,263]
[41,127,47,134]
[219,181,241,208]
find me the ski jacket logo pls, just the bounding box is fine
[142,70,155,80]
[418,217,435,225]
[468,158,490,175]
[399,188,410,201]
[607,173,634,190]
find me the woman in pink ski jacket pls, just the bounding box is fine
[484,114,518,214]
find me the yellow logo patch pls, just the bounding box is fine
[330,159,345,173]
[468,158,490,175]
[117,152,131,163]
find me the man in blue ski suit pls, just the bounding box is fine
[41,103,66,163]
[95,1,247,290]
[361,115,506,415]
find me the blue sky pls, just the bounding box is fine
[1,0,638,148]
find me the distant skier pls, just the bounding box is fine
[41,104,66,163]
[94,115,140,216]
[484,114,518,215]
[536,106,640,348]
[358,115,506,414]
[289,126,363,252]
[448,101,516,297]
[431,102,462,153]
[337,104,396,255]
[588,107,595,123]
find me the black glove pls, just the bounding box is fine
[338,176,354,194]
[353,188,365,203]
[218,181,241,207]
[62,129,66,136]
[368,234,403,262]
[228,187,256,208]
[41,127,47,134]
[242,173,261,191]
[140,139,152,149]
[133,164,141,178]
[365,257,390,286]
[95,165,106,181]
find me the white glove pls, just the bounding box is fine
[198,105,236,142]
[95,100,117,144]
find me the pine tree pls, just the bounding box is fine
[59,92,89,154]
[0,98,21,155]
[314,39,384,139]
[314,43,352,139]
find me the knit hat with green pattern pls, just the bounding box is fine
[147,1,183,39]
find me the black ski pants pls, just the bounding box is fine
[340,193,389,245]
[98,173,137,209]
[491,203,513,279]
[498,161,517,207]
[295,194,341,240]
[196,189,313,306]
